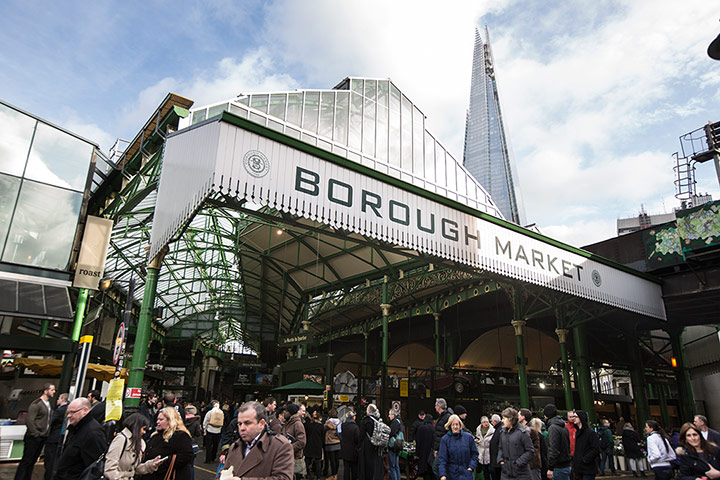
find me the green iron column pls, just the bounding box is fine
[572,323,596,424]
[380,301,390,414]
[658,384,670,428]
[125,247,167,409]
[627,336,650,430]
[363,332,369,377]
[59,288,90,395]
[40,320,49,338]
[301,304,310,357]
[668,327,696,420]
[433,312,441,367]
[512,319,530,409]
[556,328,574,411]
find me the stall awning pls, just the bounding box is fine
[13,358,127,383]
[273,380,326,393]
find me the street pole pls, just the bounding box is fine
[59,288,90,395]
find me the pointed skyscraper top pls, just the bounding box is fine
[463,27,526,225]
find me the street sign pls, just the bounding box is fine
[392,400,400,412]
[113,323,125,365]
[125,387,142,399]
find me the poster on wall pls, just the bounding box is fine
[255,374,272,385]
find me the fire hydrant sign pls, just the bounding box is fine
[126,387,142,399]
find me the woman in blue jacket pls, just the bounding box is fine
[438,414,478,480]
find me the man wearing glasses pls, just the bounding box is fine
[54,397,107,480]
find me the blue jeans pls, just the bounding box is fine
[387,450,401,480]
[600,449,616,474]
[553,466,572,480]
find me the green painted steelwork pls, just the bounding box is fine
[573,323,596,424]
[668,327,696,420]
[628,336,649,431]
[72,289,90,341]
[658,384,670,428]
[513,320,529,409]
[39,320,49,338]
[434,312,441,367]
[125,259,162,408]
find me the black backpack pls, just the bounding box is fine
[598,430,610,450]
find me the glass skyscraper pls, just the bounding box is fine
[463,27,526,225]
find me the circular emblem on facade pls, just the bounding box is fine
[591,270,602,287]
[243,150,270,178]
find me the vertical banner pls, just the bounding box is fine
[73,216,113,290]
[105,378,125,421]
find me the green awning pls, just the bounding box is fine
[273,380,325,393]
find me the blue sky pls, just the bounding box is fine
[1,0,718,247]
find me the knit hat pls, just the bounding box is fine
[454,405,467,415]
[286,403,300,415]
[543,404,557,419]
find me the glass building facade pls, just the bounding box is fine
[182,77,504,218]
[463,28,525,225]
[0,101,96,271]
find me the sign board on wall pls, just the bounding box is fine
[73,215,113,290]
[151,113,666,320]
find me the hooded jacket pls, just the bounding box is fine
[571,412,600,475]
[546,416,571,470]
[497,423,534,480]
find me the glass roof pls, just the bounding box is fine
[180,77,504,219]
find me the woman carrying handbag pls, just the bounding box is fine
[104,413,166,480]
[137,407,195,480]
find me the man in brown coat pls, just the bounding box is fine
[14,383,55,480]
[281,403,307,478]
[224,401,294,480]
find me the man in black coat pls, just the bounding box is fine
[415,416,435,480]
[87,389,106,424]
[431,398,452,478]
[409,410,427,442]
[570,410,600,479]
[54,397,108,480]
[544,404,572,480]
[489,414,504,480]
[340,410,361,480]
[694,415,720,445]
[44,392,68,480]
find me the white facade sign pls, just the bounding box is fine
[73,215,114,290]
[151,116,666,320]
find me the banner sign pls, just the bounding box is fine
[280,332,314,346]
[151,113,666,320]
[73,216,113,290]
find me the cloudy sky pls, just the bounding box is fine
[1,0,718,247]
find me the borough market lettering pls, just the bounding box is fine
[294,167,584,282]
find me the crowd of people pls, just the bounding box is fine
[11,384,720,480]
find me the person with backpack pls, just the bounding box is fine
[358,404,385,480]
[597,419,617,476]
[645,420,676,480]
[387,409,404,480]
[105,413,166,480]
[203,400,224,464]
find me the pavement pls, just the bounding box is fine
[0,459,652,480]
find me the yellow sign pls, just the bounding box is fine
[400,378,408,397]
[105,378,125,421]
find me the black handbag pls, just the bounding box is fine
[80,432,127,480]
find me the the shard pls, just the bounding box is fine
[464,27,526,225]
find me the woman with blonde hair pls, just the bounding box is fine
[438,414,478,480]
[137,407,194,480]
